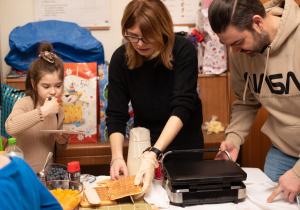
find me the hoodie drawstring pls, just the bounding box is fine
[243,76,249,104]
[260,46,271,101]
[242,46,271,104]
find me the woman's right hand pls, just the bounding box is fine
[110,158,128,180]
[41,97,60,117]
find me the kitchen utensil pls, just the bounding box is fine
[31,163,68,181]
[127,127,151,176]
[37,152,53,180]
[161,148,246,207]
[83,181,101,204]
[80,186,117,207]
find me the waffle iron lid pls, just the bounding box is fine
[163,159,247,186]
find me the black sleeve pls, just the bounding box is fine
[106,46,130,137]
[170,36,199,125]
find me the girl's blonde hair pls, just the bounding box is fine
[121,0,174,70]
[25,41,64,107]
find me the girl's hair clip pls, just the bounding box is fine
[39,51,57,63]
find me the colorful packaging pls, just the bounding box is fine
[98,64,134,140]
[60,62,98,143]
[98,64,109,140]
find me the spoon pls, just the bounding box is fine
[37,152,53,179]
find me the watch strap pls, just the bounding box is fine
[143,147,162,160]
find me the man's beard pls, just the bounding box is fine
[242,30,271,57]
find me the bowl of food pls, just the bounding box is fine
[47,180,83,210]
[31,163,68,181]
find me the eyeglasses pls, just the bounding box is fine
[124,35,154,44]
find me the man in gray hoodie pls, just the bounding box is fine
[208,0,300,203]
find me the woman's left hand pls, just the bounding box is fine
[134,151,159,198]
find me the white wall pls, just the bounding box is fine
[0,0,130,79]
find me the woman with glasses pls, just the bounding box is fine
[106,0,204,195]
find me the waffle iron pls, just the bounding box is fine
[161,148,247,207]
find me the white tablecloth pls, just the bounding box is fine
[92,167,298,209]
[167,167,298,210]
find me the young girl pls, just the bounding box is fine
[5,41,69,166]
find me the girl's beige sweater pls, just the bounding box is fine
[5,96,67,167]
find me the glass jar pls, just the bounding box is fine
[67,161,81,183]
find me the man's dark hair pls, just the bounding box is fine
[208,0,266,33]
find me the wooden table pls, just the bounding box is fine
[56,139,129,166]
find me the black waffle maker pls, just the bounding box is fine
[161,148,247,207]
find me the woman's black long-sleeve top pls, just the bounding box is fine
[106,35,203,152]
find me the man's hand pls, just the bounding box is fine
[267,169,300,203]
[134,151,159,198]
[110,158,128,180]
[215,141,239,161]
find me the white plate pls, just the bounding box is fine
[40,130,83,134]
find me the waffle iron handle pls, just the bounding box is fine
[160,148,232,172]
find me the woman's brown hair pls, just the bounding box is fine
[121,0,174,70]
[25,41,64,107]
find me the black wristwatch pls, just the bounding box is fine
[143,147,163,160]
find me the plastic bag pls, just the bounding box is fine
[203,115,225,134]
[1,84,25,138]
[5,20,104,72]
[98,64,134,141]
[60,62,98,143]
